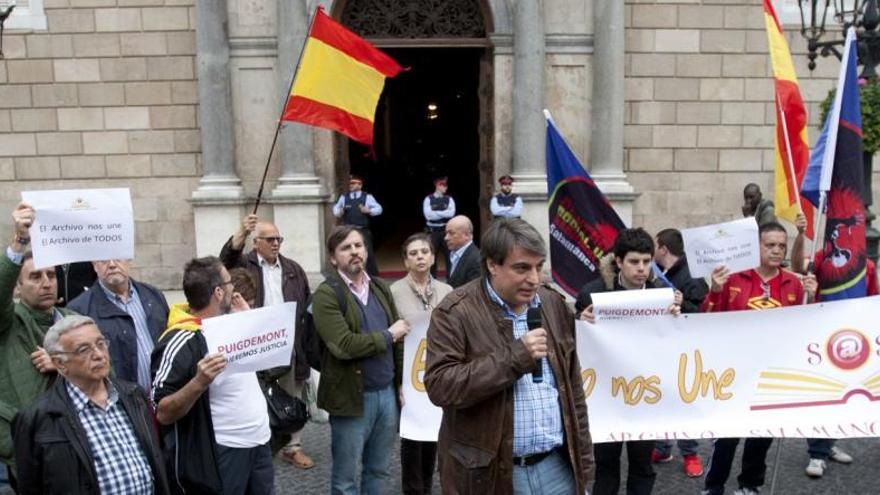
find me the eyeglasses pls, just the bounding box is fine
[215,279,234,290]
[56,338,110,358]
[256,236,284,244]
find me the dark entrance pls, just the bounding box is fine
[345,48,485,276]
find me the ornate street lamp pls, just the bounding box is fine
[799,0,880,263]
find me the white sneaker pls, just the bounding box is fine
[829,446,853,464]
[734,488,760,495]
[805,458,827,478]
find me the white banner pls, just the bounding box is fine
[22,188,134,269]
[203,302,297,374]
[681,217,759,278]
[400,315,443,441]
[578,296,880,443]
[591,288,674,321]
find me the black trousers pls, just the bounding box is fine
[592,440,655,495]
[704,437,773,493]
[427,227,449,278]
[215,442,274,495]
[400,439,437,495]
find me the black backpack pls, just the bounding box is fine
[300,277,348,372]
[300,275,396,372]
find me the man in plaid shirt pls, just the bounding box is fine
[12,315,169,494]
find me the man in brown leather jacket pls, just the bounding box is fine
[425,218,594,494]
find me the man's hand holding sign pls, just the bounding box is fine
[21,188,135,269]
[203,302,297,374]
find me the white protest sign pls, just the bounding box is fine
[681,217,760,278]
[591,287,674,321]
[203,302,297,374]
[21,188,134,269]
[400,314,443,442]
[577,296,880,443]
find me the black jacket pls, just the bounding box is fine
[12,378,170,495]
[219,237,312,380]
[661,257,708,314]
[575,255,667,313]
[67,279,169,385]
[447,243,482,289]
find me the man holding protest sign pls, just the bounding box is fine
[390,232,453,495]
[313,225,409,494]
[1,202,75,489]
[700,221,816,495]
[219,213,314,469]
[426,218,593,494]
[151,256,272,494]
[576,227,682,495]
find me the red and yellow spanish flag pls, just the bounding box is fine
[281,8,402,145]
[764,0,815,238]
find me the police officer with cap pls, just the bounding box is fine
[423,176,456,277]
[333,174,383,275]
[490,174,523,219]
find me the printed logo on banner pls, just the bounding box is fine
[710,228,732,240]
[751,327,878,411]
[70,197,94,211]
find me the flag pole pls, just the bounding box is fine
[252,6,321,215]
[776,96,803,211]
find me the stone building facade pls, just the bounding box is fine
[0,0,875,289]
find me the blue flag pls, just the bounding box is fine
[546,116,626,296]
[800,28,868,301]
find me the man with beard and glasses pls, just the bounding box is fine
[313,226,410,494]
[150,256,272,494]
[700,222,817,495]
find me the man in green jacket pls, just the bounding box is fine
[313,225,410,495]
[1,202,73,485]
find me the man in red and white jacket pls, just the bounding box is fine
[700,221,817,495]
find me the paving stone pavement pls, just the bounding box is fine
[2,426,875,494]
[275,422,880,495]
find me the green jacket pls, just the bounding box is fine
[312,274,402,417]
[0,255,73,469]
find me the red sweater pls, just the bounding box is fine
[701,269,804,313]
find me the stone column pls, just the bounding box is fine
[192,0,246,256]
[511,0,549,240]
[591,0,637,224]
[271,0,327,273]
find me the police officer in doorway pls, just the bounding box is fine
[423,176,456,277]
[333,174,383,275]
[490,174,523,219]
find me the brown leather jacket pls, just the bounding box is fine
[425,278,594,494]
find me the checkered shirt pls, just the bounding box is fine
[485,281,564,457]
[100,282,154,391]
[66,380,155,495]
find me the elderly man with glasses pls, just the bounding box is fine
[12,315,170,494]
[67,257,169,392]
[218,214,314,469]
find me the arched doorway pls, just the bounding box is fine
[330,0,494,277]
